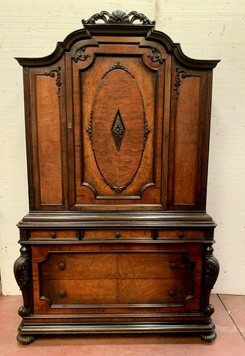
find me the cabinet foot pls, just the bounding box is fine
[17,333,35,345]
[200,330,217,343]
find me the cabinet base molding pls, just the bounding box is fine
[17,320,216,343]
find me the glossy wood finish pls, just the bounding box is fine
[14,10,219,344]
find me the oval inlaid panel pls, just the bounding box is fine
[91,63,146,193]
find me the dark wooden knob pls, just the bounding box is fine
[58,263,65,271]
[168,290,176,297]
[59,290,66,298]
[115,231,121,239]
[170,262,176,269]
[50,231,56,238]
[178,231,184,239]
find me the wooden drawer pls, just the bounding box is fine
[157,229,205,240]
[40,252,194,280]
[41,277,194,305]
[30,230,79,240]
[83,229,152,240]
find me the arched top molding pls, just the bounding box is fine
[15,10,220,69]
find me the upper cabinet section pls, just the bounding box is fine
[16,10,219,212]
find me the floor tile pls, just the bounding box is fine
[0,294,244,356]
[218,294,245,338]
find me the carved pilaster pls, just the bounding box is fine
[201,245,220,315]
[14,246,33,317]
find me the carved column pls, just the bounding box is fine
[14,246,33,317]
[202,245,220,316]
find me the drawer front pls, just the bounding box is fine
[157,229,205,240]
[30,230,79,240]
[40,252,194,280]
[83,229,152,240]
[42,278,193,305]
[32,244,202,313]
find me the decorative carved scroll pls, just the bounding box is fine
[201,245,219,316]
[101,61,134,79]
[45,66,62,96]
[204,246,220,288]
[74,47,90,62]
[14,246,33,318]
[14,246,31,290]
[82,10,155,26]
[143,114,151,150]
[147,47,164,64]
[174,67,192,97]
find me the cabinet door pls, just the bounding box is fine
[66,37,169,211]
[168,67,213,210]
[24,62,68,210]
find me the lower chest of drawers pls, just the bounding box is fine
[31,240,204,314]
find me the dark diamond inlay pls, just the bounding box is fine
[111,110,126,151]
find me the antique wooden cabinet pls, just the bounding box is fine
[14,10,220,344]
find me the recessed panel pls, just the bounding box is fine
[92,64,145,193]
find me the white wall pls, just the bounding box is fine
[0,0,244,295]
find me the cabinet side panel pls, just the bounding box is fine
[36,75,62,205]
[173,76,200,206]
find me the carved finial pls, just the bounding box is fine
[82,10,155,26]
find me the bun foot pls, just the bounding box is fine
[200,330,217,342]
[17,332,35,345]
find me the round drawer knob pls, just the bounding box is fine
[50,231,56,239]
[58,263,65,271]
[170,263,176,269]
[178,231,184,239]
[115,231,121,239]
[168,290,176,297]
[59,290,66,298]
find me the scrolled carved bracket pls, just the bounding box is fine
[14,246,31,290]
[14,246,33,319]
[82,10,155,26]
[204,246,220,288]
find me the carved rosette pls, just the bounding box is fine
[82,10,155,26]
[45,66,62,96]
